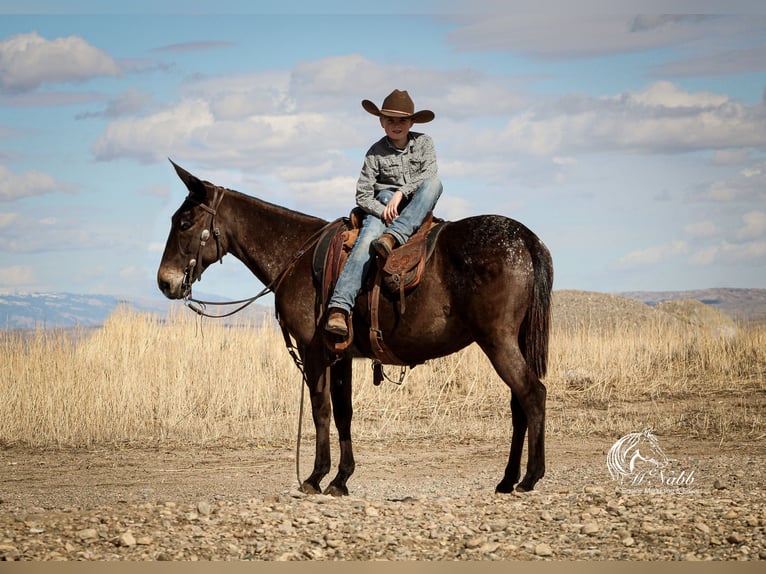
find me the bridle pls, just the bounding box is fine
[178,186,341,320]
[181,186,227,297]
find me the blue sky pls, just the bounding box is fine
[1,2,765,304]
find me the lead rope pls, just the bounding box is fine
[296,378,305,489]
[178,209,353,490]
[278,319,312,489]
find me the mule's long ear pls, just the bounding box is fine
[169,158,205,199]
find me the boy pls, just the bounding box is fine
[325,89,442,337]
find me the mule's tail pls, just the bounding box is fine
[520,235,553,379]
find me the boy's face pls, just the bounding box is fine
[380,116,414,148]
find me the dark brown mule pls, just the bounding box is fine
[157,161,553,495]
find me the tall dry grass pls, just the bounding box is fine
[1,306,764,448]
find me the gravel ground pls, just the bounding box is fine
[1,437,764,561]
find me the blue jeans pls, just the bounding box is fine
[328,177,443,313]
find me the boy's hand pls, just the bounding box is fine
[383,191,404,225]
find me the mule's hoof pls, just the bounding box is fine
[495,480,516,494]
[323,484,349,497]
[300,481,321,495]
[515,481,535,493]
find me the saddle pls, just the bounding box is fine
[312,207,445,364]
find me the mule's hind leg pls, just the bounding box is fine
[516,377,546,491]
[481,343,547,493]
[496,393,526,493]
[324,358,355,496]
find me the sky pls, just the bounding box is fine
[1,1,765,305]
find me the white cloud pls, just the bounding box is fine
[553,156,577,166]
[446,14,720,59]
[737,211,766,240]
[183,70,294,119]
[628,81,728,109]
[729,240,766,260]
[612,240,689,270]
[684,220,722,239]
[0,265,35,288]
[92,92,366,169]
[118,266,144,280]
[288,176,358,215]
[689,246,720,267]
[691,240,766,266]
[445,13,766,80]
[650,45,766,78]
[76,87,154,120]
[697,162,766,202]
[0,212,19,228]
[0,32,121,92]
[152,41,235,54]
[91,55,766,227]
[0,210,108,254]
[92,99,216,163]
[480,82,766,157]
[436,195,473,220]
[712,149,752,166]
[0,165,73,201]
[275,153,357,184]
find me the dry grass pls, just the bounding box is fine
[1,304,764,448]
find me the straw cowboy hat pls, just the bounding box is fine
[362,89,435,123]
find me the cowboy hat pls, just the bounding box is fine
[362,89,434,123]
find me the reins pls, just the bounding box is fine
[180,189,343,489]
[182,203,342,320]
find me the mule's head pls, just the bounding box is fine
[157,161,227,299]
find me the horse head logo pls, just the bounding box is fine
[607,429,670,485]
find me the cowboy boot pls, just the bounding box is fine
[325,309,349,336]
[371,234,398,259]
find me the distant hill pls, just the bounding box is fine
[553,290,740,335]
[1,288,764,330]
[0,293,166,329]
[0,292,272,329]
[619,288,766,323]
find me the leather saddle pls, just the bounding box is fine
[312,207,445,362]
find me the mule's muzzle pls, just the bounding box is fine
[157,268,188,300]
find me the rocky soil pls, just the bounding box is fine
[1,437,764,561]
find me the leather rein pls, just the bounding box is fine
[180,187,338,320]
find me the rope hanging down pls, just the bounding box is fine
[181,218,342,489]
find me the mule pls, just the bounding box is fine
[157,161,553,495]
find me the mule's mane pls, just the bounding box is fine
[216,184,328,228]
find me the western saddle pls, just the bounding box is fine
[312,208,445,369]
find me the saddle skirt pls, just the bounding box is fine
[312,208,446,362]
[313,208,444,303]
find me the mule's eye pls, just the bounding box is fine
[179,221,192,231]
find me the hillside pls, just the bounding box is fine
[0,293,142,329]
[1,288,763,330]
[620,288,766,323]
[552,290,739,334]
[0,292,272,330]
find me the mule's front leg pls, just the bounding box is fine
[300,373,332,494]
[324,358,355,496]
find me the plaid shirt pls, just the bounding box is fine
[355,132,438,219]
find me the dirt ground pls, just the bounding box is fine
[0,436,760,508]
[1,433,764,561]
